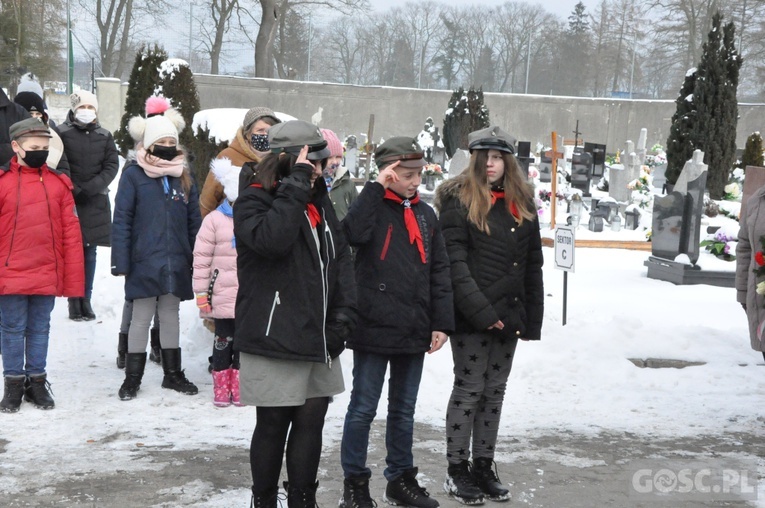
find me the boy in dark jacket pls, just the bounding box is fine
[0,119,84,413]
[339,137,454,508]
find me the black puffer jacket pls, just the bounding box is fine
[233,164,357,364]
[343,182,454,354]
[435,177,544,340]
[0,89,30,165]
[58,111,119,246]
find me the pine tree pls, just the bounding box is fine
[665,68,699,185]
[694,12,742,199]
[442,87,490,158]
[740,132,764,168]
[114,45,168,155]
[156,59,203,182]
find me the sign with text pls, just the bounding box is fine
[554,226,575,272]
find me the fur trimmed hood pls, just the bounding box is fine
[433,175,466,212]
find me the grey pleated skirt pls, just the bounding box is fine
[239,352,345,407]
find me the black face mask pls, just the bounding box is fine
[21,149,49,168]
[150,145,179,161]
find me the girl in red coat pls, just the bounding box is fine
[0,118,85,413]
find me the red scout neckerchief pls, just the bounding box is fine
[250,182,321,229]
[383,188,426,264]
[490,189,520,222]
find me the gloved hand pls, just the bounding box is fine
[326,311,355,358]
[196,293,211,313]
[281,162,315,192]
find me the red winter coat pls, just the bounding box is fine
[0,157,84,297]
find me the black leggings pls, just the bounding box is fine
[250,397,330,491]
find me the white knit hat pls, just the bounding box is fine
[142,115,179,148]
[70,90,98,112]
[127,96,185,148]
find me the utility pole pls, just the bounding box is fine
[307,13,313,80]
[189,4,193,63]
[525,32,532,94]
[67,0,73,94]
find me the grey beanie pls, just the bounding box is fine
[243,107,280,131]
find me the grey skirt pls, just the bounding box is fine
[239,352,345,407]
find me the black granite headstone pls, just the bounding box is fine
[584,142,606,177]
[651,192,686,259]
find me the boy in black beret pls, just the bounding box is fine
[339,137,454,508]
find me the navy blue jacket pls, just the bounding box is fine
[111,161,201,301]
[343,182,454,355]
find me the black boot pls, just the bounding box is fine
[68,297,83,321]
[341,476,377,508]
[149,327,161,364]
[385,468,439,508]
[80,298,96,321]
[116,332,128,369]
[285,480,319,508]
[160,348,198,394]
[0,375,26,413]
[24,373,55,409]
[119,353,147,400]
[250,485,279,508]
[445,461,484,505]
[472,458,510,502]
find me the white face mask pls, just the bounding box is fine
[75,109,97,124]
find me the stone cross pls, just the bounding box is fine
[544,132,565,228]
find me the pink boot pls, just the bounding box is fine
[230,368,243,406]
[212,369,231,407]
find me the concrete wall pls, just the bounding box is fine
[96,73,765,152]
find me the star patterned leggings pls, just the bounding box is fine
[445,332,519,462]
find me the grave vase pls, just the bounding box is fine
[425,174,436,191]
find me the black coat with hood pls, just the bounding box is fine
[0,89,30,165]
[58,110,119,246]
[233,163,357,365]
[434,177,544,341]
[343,181,454,355]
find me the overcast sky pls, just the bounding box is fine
[371,0,599,16]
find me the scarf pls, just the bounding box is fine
[250,182,321,229]
[216,200,236,247]
[490,190,520,221]
[383,189,426,264]
[136,146,184,178]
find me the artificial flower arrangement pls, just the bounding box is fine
[723,182,742,201]
[627,168,654,209]
[423,163,444,180]
[538,189,566,203]
[700,229,737,261]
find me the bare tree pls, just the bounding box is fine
[76,0,168,80]
[193,0,240,74]
[494,3,551,93]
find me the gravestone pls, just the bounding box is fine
[652,163,668,192]
[644,150,728,287]
[584,142,606,177]
[569,149,593,196]
[345,147,358,177]
[637,128,648,164]
[610,152,642,202]
[516,141,534,177]
[449,149,471,177]
[650,191,686,259]
[538,152,552,182]
[673,150,708,264]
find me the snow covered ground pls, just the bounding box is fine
[1,168,763,505]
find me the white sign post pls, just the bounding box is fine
[554,226,575,325]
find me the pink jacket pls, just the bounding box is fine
[193,208,238,319]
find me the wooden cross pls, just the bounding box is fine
[572,120,582,147]
[544,131,565,228]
